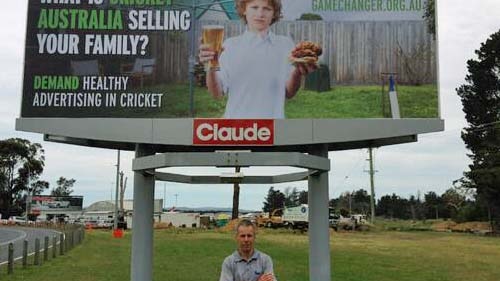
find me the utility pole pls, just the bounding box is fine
[348,191,352,215]
[232,167,241,220]
[114,150,121,230]
[25,164,30,224]
[350,190,355,231]
[367,147,377,224]
[163,183,167,211]
[110,182,114,201]
[119,172,127,212]
[174,194,178,207]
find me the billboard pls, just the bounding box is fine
[21,0,437,120]
[31,195,84,213]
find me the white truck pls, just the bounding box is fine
[282,204,310,230]
[283,204,342,230]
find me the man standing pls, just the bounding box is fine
[219,219,276,281]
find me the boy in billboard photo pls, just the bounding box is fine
[198,0,318,119]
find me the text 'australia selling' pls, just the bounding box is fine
[37,9,191,31]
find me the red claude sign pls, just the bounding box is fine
[193,119,274,146]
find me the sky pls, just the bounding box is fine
[1,1,499,211]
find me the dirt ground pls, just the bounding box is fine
[432,221,492,233]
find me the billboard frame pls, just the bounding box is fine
[16,117,444,151]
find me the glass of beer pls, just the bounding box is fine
[202,25,224,71]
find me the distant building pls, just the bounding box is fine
[85,199,163,213]
[84,199,163,228]
[162,212,201,228]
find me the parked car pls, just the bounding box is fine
[9,216,28,225]
[47,201,70,208]
[96,219,114,229]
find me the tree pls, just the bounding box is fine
[329,192,350,215]
[456,29,500,232]
[376,194,394,218]
[329,189,371,217]
[50,177,76,197]
[424,191,443,219]
[423,0,435,38]
[0,138,45,218]
[298,190,308,205]
[352,189,371,215]
[376,193,411,219]
[283,187,300,207]
[262,187,285,213]
[442,188,466,219]
[408,194,425,221]
[30,180,50,196]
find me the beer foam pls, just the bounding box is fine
[202,25,224,30]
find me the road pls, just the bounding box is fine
[0,226,61,265]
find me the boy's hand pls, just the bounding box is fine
[199,43,216,64]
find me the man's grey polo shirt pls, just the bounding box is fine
[219,249,276,281]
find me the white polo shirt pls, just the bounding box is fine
[217,31,295,119]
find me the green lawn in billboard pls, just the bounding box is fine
[79,83,437,118]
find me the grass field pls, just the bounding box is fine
[4,229,499,281]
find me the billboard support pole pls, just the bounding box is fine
[308,145,331,281]
[131,145,155,281]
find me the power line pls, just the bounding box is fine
[338,150,365,187]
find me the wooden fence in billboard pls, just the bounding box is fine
[149,20,436,85]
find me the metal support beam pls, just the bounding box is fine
[133,152,330,172]
[272,171,311,183]
[308,145,331,281]
[132,149,332,281]
[154,171,313,184]
[131,145,155,281]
